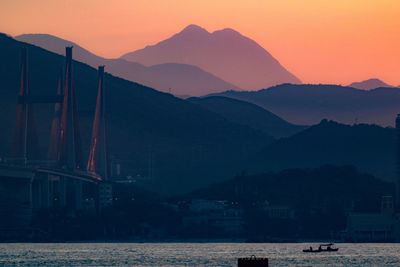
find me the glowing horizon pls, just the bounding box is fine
[1,0,399,86]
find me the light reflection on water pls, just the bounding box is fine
[0,243,399,266]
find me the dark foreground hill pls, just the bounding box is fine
[188,96,306,138]
[184,165,393,239]
[248,120,396,182]
[0,33,274,193]
[211,84,400,126]
[188,165,392,210]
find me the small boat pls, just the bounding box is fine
[303,243,339,253]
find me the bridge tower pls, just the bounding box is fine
[87,66,112,210]
[87,66,109,180]
[47,70,63,163]
[58,47,83,170]
[12,48,38,163]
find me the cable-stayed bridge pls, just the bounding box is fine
[0,47,111,230]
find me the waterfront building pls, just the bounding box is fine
[182,199,244,236]
[346,196,400,242]
[262,201,295,220]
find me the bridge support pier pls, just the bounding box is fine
[74,180,83,210]
[0,169,34,228]
[59,177,67,207]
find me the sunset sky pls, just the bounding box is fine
[1,0,399,85]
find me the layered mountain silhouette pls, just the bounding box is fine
[122,24,301,89]
[0,33,274,193]
[211,84,400,126]
[248,120,396,182]
[349,78,392,90]
[188,96,306,138]
[16,34,238,96]
[4,31,398,194]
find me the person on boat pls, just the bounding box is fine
[318,245,322,252]
[309,246,313,251]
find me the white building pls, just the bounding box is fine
[262,202,295,220]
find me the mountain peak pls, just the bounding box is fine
[349,78,392,90]
[122,25,300,89]
[212,27,241,36]
[15,33,238,96]
[180,24,209,34]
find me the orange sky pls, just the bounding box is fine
[1,0,400,85]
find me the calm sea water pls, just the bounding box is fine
[0,243,399,266]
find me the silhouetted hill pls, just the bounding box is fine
[211,84,400,126]
[0,33,274,193]
[349,78,392,90]
[184,165,393,239]
[122,24,300,90]
[188,96,306,138]
[16,34,238,96]
[188,165,392,210]
[248,120,396,182]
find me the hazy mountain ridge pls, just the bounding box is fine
[211,83,400,126]
[349,78,392,90]
[188,96,306,138]
[0,33,274,193]
[122,24,301,90]
[16,33,238,96]
[3,32,398,193]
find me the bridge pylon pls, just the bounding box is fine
[87,66,108,180]
[12,48,39,164]
[58,47,83,170]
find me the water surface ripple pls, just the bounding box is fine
[0,243,399,266]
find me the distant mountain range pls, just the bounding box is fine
[0,33,274,193]
[188,96,306,138]
[210,84,400,126]
[2,31,399,193]
[349,78,392,90]
[122,24,301,90]
[16,34,238,96]
[16,25,303,95]
[248,120,396,182]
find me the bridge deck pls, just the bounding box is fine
[0,164,101,183]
